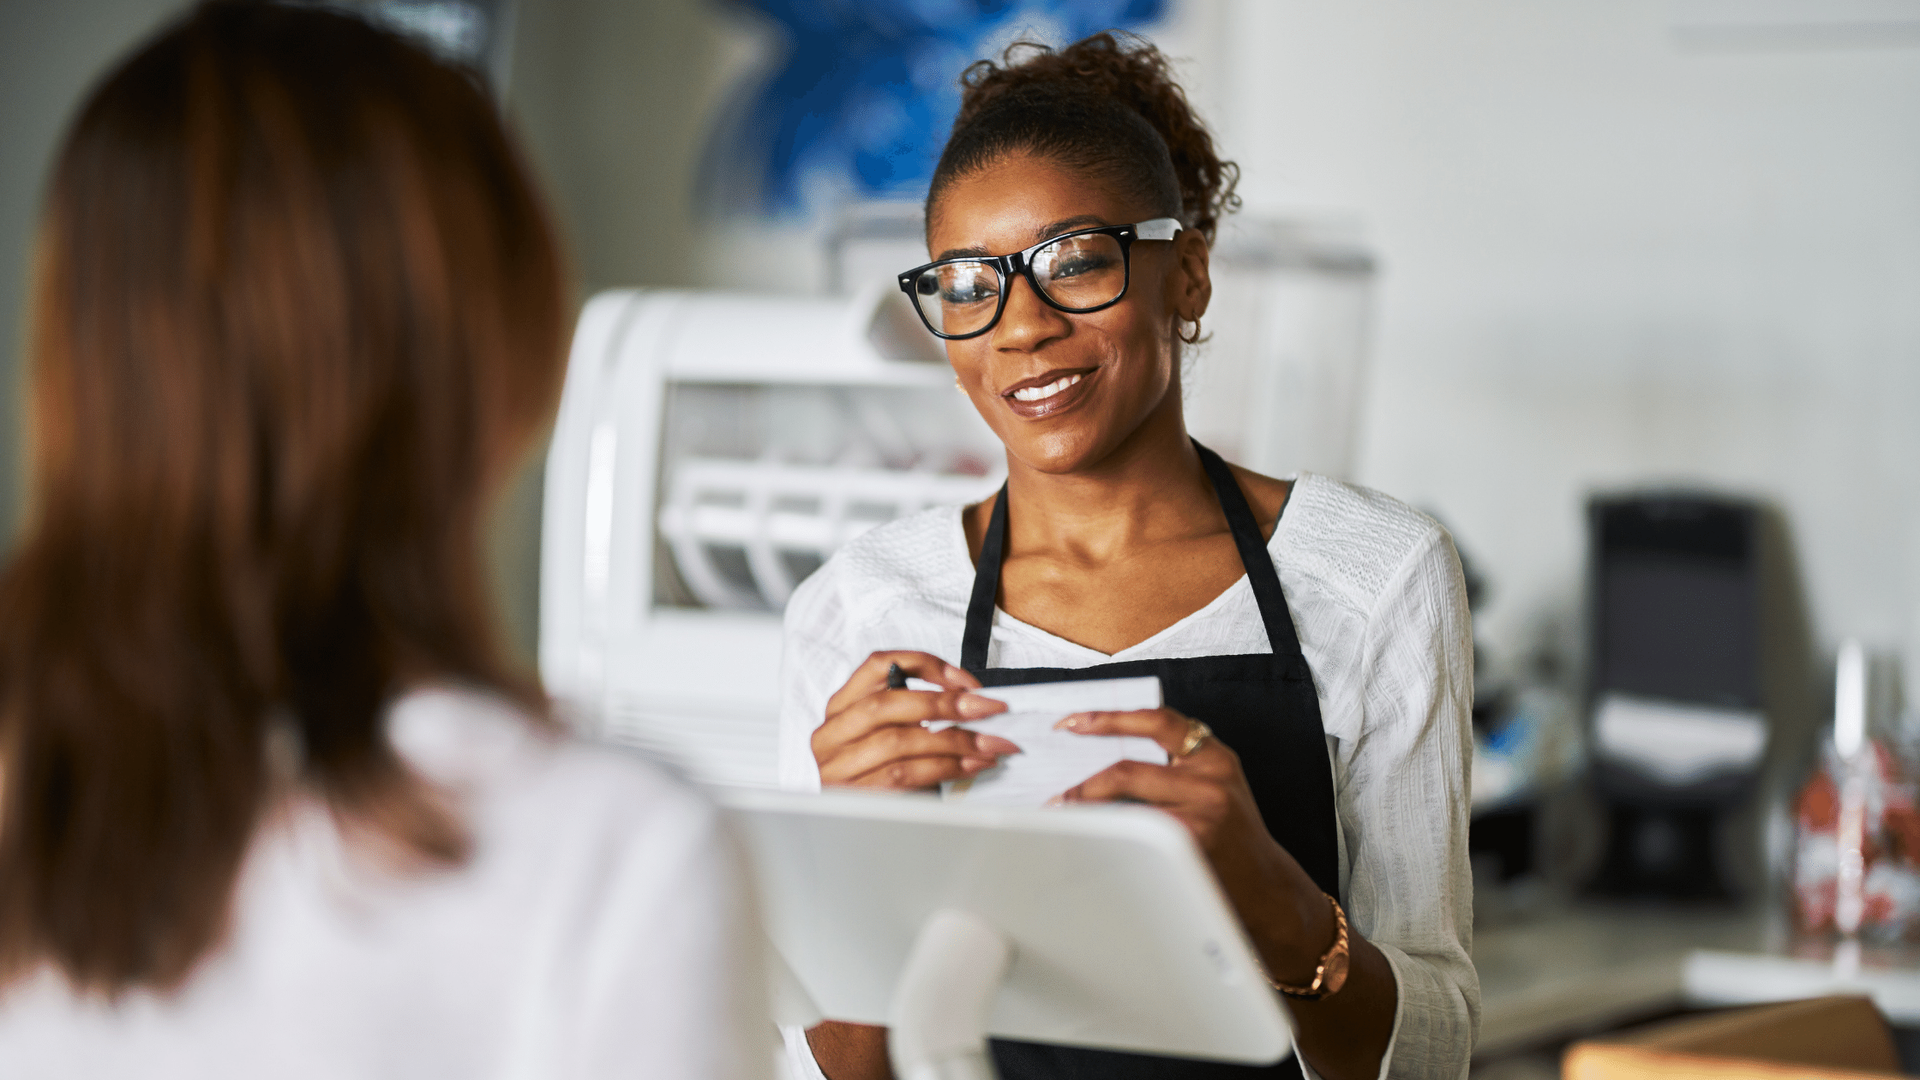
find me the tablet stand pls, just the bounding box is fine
[889,909,1012,1080]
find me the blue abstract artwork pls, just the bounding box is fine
[705,0,1168,218]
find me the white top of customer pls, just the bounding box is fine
[777,473,1478,1080]
[0,688,769,1080]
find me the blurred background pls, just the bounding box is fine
[4,1,1919,1076]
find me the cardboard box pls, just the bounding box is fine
[1563,996,1900,1080]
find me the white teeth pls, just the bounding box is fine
[1010,373,1083,402]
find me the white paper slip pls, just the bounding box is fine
[938,675,1168,808]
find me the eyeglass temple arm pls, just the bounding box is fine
[1136,217,1183,241]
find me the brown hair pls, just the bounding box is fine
[0,0,567,996]
[928,31,1241,243]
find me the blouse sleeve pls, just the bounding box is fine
[775,568,861,793]
[1336,525,1479,1080]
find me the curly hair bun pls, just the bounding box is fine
[930,31,1240,241]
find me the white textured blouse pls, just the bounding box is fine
[0,688,769,1080]
[775,473,1478,1080]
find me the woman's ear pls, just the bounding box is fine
[1169,228,1212,323]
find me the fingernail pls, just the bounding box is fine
[977,735,1020,755]
[957,693,1006,718]
[962,756,996,772]
[1055,713,1086,731]
[1044,795,1064,807]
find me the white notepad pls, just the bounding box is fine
[930,675,1168,807]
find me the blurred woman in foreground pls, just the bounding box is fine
[0,4,762,1076]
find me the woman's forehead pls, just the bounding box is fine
[926,154,1153,257]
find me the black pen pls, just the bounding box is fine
[886,662,908,690]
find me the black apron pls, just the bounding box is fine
[962,441,1338,1080]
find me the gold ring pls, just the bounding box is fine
[1177,719,1213,760]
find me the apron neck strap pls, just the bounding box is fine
[960,481,1010,672]
[1192,440,1304,663]
[960,440,1303,672]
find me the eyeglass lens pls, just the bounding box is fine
[910,231,1127,337]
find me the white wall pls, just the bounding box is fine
[1169,0,1920,683]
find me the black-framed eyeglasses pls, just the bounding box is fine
[897,217,1182,340]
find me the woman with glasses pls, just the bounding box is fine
[778,32,1474,1080]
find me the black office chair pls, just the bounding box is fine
[1586,493,1769,900]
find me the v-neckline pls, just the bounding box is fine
[945,476,1302,662]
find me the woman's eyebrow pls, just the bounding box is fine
[932,215,1113,261]
[1036,214,1108,239]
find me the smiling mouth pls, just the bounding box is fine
[1009,373,1083,402]
[999,367,1098,419]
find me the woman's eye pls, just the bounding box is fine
[1050,253,1113,279]
[941,277,997,305]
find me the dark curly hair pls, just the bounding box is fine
[928,32,1240,243]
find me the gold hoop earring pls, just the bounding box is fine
[1177,316,1204,346]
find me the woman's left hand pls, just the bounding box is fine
[1052,707,1268,860]
[1052,708,1334,989]
[1059,709,1397,1080]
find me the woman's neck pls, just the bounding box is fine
[997,392,1221,566]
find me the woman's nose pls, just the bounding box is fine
[990,271,1070,351]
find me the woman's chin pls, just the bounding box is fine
[1004,426,1121,477]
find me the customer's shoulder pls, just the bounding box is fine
[541,741,719,841]
[1278,474,1453,610]
[387,687,713,832]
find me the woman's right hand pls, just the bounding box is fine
[812,651,1016,790]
